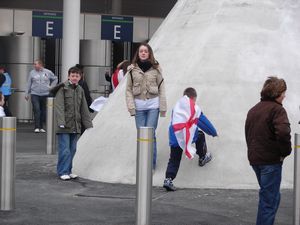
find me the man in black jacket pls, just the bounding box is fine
[245,76,291,225]
[75,64,94,134]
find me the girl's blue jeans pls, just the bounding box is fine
[135,108,159,169]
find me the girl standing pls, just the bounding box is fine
[126,43,167,170]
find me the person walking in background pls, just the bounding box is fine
[75,64,93,112]
[111,60,130,90]
[163,87,217,191]
[105,69,112,91]
[75,64,94,134]
[25,59,58,133]
[126,43,167,170]
[245,76,291,225]
[105,60,131,92]
[0,65,12,116]
[54,66,93,181]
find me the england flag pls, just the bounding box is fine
[171,95,201,159]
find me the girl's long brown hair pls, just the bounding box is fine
[131,43,159,69]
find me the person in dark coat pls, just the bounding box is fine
[75,64,94,134]
[75,64,93,112]
[245,76,291,225]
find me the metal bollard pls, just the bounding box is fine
[0,117,16,211]
[136,127,153,225]
[294,133,300,225]
[46,97,56,155]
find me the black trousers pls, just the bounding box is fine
[165,130,207,180]
[3,95,12,116]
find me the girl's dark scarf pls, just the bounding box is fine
[137,60,153,72]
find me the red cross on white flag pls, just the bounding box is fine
[172,95,201,159]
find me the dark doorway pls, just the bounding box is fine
[112,41,124,71]
[42,38,62,81]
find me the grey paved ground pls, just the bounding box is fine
[0,123,293,225]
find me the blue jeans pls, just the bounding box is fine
[31,94,47,129]
[135,109,159,169]
[57,133,78,176]
[252,164,282,225]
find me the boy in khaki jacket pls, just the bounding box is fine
[54,66,93,181]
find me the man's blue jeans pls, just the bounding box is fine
[135,109,159,169]
[252,164,282,225]
[57,133,78,176]
[31,94,47,129]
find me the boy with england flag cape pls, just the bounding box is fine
[163,87,217,191]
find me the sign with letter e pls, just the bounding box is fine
[32,11,63,38]
[101,15,133,42]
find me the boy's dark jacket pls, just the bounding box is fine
[53,81,93,133]
[245,98,291,165]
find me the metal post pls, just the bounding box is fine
[0,117,16,211]
[294,133,300,225]
[136,127,153,225]
[47,97,56,155]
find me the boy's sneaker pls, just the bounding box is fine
[39,128,46,133]
[60,175,71,181]
[198,152,212,167]
[34,128,40,133]
[163,178,176,191]
[69,173,78,179]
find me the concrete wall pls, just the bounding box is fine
[74,0,300,189]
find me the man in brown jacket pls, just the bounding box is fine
[245,76,291,225]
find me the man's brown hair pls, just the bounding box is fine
[34,59,44,66]
[260,76,287,99]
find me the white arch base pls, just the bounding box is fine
[74,0,300,189]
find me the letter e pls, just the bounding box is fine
[114,25,121,40]
[46,21,54,37]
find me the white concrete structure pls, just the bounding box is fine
[74,0,300,189]
[61,0,81,81]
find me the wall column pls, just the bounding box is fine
[61,0,80,81]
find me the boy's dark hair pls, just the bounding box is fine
[260,76,287,100]
[183,87,197,98]
[75,64,84,70]
[68,66,81,75]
